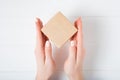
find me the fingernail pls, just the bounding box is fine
[46,41,50,47]
[71,41,75,46]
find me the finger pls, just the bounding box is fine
[45,41,53,63]
[77,48,85,65]
[35,18,45,63]
[75,17,83,48]
[68,40,77,63]
[70,22,78,40]
[34,52,44,67]
[35,18,44,49]
[70,32,77,41]
[74,18,84,63]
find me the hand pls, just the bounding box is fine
[64,18,85,80]
[34,18,56,80]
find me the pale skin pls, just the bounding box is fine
[34,18,85,80]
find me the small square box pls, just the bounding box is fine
[41,12,77,48]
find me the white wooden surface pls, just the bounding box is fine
[0,0,120,80]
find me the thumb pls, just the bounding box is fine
[68,41,77,63]
[45,40,53,62]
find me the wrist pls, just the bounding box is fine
[36,75,48,80]
[68,72,83,80]
[36,73,48,80]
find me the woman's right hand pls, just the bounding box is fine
[64,18,85,80]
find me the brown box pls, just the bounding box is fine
[41,12,77,48]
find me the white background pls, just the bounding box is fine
[0,0,120,80]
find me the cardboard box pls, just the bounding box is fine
[41,12,77,48]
